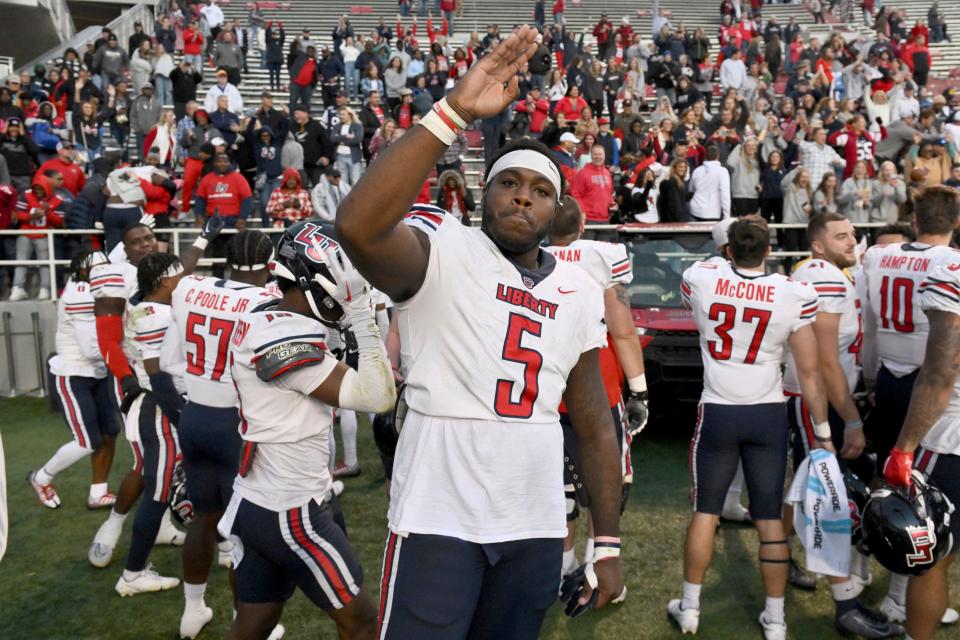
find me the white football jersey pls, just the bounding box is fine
[783,258,862,394]
[170,275,278,408]
[861,242,960,376]
[89,260,138,302]
[388,205,605,544]
[229,305,339,510]
[681,260,818,405]
[544,239,633,290]
[123,296,184,393]
[916,263,960,455]
[49,278,107,379]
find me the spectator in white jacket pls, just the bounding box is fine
[719,48,747,92]
[203,69,244,115]
[310,166,351,221]
[689,145,731,221]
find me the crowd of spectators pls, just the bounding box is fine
[0,0,958,301]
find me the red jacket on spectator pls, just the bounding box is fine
[554,95,587,120]
[593,18,613,46]
[552,0,564,17]
[36,157,86,196]
[899,40,930,72]
[0,185,17,230]
[143,126,176,165]
[617,23,634,45]
[139,176,173,217]
[569,162,614,222]
[515,96,550,134]
[16,176,63,239]
[910,22,929,45]
[183,26,204,55]
[180,156,205,214]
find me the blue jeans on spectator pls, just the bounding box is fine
[111,125,130,161]
[75,144,101,173]
[335,154,362,187]
[400,0,410,16]
[344,61,358,100]
[13,236,50,291]
[267,63,282,90]
[444,10,455,34]
[103,203,143,253]
[289,83,313,111]
[531,73,546,91]
[259,49,267,69]
[259,176,282,227]
[184,54,204,73]
[0,236,16,294]
[554,12,563,23]
[154,76,173,107]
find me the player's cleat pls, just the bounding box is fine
[788,557,817,590]
[332,462,361,478]
[156,515,186,546]
[720,503,750,523]
[880,596,958,625]
[266,623,285,640]
[89,517,123,568]
[667,599,700,634]
[218,540,233,568]
[836,602,903,638]
[26,470,61,509]
[612,586,628,604]
[332,480,345,497]
[757,612,787,640]
[86,492,117,510]
[115,565,180,596]
[179,605,214,639]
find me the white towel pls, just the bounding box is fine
[786,448,851,577]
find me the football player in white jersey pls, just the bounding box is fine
[881,187,960,640]
[337,27,625,638]
[219,221,394,639]
[859,187,960,623]
[167,230,278,639]
[782,213,900,638]
[113,252,188,596]
[27,251,121,510]
[88,219,219,568]
[670,218,832,639]
[545,196,648,579]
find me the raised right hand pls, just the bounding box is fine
[445,25,539,124]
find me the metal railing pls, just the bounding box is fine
[0,221,892,301]
[38,0,76,44]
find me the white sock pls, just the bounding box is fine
[89,482,108,500]
[888,573,909,605]
[681,581,701,610]
[122,568,141,581]
[764,596,785,624]
[108,508,128,529]
[184,582,207,609]
[850,548,870,580]
[39,441,90,481]
[340,410,358,467]
[830,579,858,602]
[584,537,594,561]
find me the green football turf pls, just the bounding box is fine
[1,397,959,639]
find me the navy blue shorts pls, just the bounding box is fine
[376,532,562,640]
[787,394,845,472]
[178,402,241,513]
[691,402,788,521]
[915,448,960,557]
[866,365,919,468]
[227,497,363,609]
[53,374,121,450]
[103,204,143,253]
[129,394,179,502]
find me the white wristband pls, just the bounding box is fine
[192,237,209,251]
[813,421,832,439]
[627,374,647,394]
[845,418,863,431]
[418,98,466,146]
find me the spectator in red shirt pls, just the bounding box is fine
[9,175,63,300]
[617,17,634,48]
[570,144,614,227]
[393,88,417,129]
[182,18,205,71]
[593,12,614,61]
[194,152,252,276]
[35,141,85,196]
[554,85,588,121]
[552,0,564,24]
[514,86,550,136]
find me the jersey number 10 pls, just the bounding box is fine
[879,276,915,333]
[708,302,771,364]
[185,312,236,381]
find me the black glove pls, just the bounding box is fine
[624,390,649,436]
[200,212,226,242]
[559,562,600,618]
[119,374,144,414]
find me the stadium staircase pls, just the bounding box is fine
[162,0,960,204]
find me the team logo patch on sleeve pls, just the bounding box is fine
[255,342,326,381]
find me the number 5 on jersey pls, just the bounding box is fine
[494,313,543,418]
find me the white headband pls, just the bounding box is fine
[162,264,184,279]
[487,150,562,202]
[231,249,274,272]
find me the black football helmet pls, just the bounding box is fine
[844,470,871,546]
[168,463,194,527]
[269,219,345,327]
[858,472,954,576]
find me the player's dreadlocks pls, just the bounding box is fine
[68,250,100,283]
[225,230,274,272]
[137,253,182,296]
